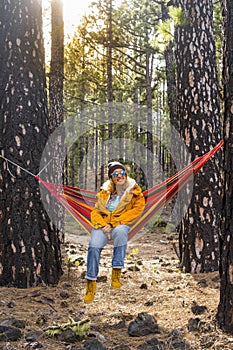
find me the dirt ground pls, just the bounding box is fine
[0,220,232,349]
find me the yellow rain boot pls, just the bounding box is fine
[111,268,122,288]
[83,280,96,303]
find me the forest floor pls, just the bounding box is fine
[0,216,233,349]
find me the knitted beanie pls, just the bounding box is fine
[108,161,126,178]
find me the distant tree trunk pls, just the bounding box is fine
[49,0,64,241]
[95,127,99,190]
[133,92,142,185]
[49,0,64,131]
[161,1,183,234]
[216,0,233,332]
[145,47,154,188]
[0,0,62,287]
[107,0,113,161]
[161,3,178,129]
[78,114,85,188]
[145,0,154,188]
[175,0,222,273]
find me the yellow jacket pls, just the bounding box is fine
[91,177,145,229]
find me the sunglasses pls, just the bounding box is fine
[112,170,127,178]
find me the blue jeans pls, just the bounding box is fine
[86,224,130,280]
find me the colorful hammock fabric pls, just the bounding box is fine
[38,141,223,241]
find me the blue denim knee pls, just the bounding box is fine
[111,225,129,247]
[85,225,130,280]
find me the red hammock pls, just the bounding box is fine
[37,141,223,240]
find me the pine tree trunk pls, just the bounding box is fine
[216,0,233,332]
[175,0,222,273]
[145,48,154,188]
[161,2,178,131]
[0,0,63,287]
[49,0,64,132]
[107,0,113,161]
[49,0,65,241]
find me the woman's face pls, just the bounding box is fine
[111,168,127,186]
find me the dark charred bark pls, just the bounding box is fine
[216,0,233,332]
[0,0,63,287]
[174,0,222,273]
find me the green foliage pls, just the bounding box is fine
[64,0,164,109]
[151,215,164,229]
[213,0,223,100]
[131,247,139,256]
[150,215,176,233]
[127,247,139,260]
[65,254,80,279]
[128,161,148,190]
[45,317,90,338]
[168,6,189,27]
[165,222,176,233]
[156,19,173,45]
[155,6,189,51]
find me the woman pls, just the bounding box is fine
[84,161,145,303]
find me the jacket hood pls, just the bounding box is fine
[101,176,137,193]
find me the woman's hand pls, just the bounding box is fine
[102,224,112,240]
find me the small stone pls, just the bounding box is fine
[197,279,208,287]
[97,275,107,283]
[167,329,190,349]
[188,318,201,331]
[30,342,44,349]
[211,275,220,282]
[137,337,163,349]
[7,301,15,308]
[0,325,22,342]
[128,265,140,272]
[0,317,26,329]
[61,301,69,308]
[191,304,207,315]
[107,319,126,329]
[83,337,106,349]
[25,330,43,342]
[128,313,159,337]
[58,328,77,343]
[62,282,72,288]
[60,290,70,299]
[140,283,148,290]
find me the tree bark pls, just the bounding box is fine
[0,0,63,287]
[49,0,65,241]
[107,0,113,161]
[174,0,222,273]
[216,0,233,332]
[49,0,64,132]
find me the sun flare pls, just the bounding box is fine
[62,0,92,39]
[43,0,92,42]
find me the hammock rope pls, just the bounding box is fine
[0,141,223,240]
[0,154,37,178]
[0,154,54,178]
